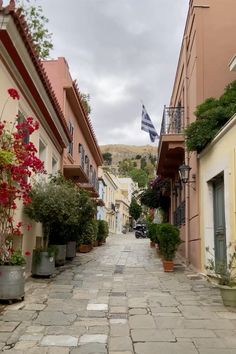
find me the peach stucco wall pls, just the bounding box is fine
[168,0,236,270]
[43,58,99,172]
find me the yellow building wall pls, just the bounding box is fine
[199,116,236,271]
[0,60,62,272]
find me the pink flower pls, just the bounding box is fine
[8,88,20,100]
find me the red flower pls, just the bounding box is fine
[8,88,20,100]
[25,251,31,256]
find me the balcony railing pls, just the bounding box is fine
[161,106,184,135]
[173,200,185,226]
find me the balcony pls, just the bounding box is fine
[79,177,99,198]
[157,106,185,178]
[63,164,88,183]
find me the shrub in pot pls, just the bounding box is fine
[0,88,44,298]
[206,246,236,307]
[147,223,162,248]
[97,220,109,245]
[97,220,105,245]
[25,176,86,271]
[79,222,94,253]
[91,219,98,247]
[103,220,109,243]
[158,223,181,272]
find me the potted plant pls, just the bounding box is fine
[103,220,109,243]
[66,229,77,260]
[158,223,181,272]
[205,246,236,307]
[31,245,56,277]
[0,88,44,296]
[24,177,83,271]
[97,220,105,246]
[91,219,98,247]
[97,220,108,245]
[79,221,94,253]
[147,223,161,248]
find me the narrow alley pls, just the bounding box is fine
[1,234,236,354]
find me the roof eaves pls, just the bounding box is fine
[0,1,72,143]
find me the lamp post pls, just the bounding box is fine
[178,163,196,265]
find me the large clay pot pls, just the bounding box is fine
[31,250,55,277]
[66,241,76,259]
[219,286,236,307]
[0,265,25,300]
[79,244,91,253]
[92,240,98,247]
[162,260,174,272]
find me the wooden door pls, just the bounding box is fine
[213,175,226,268]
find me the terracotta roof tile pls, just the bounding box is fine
[0,1,71,142]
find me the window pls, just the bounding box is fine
[68,121,74,156]
[52,157,58,176]
[80,145,85,170]
[86,156,90,176]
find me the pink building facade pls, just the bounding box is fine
[156,0,236,270]
[43,58,103,197]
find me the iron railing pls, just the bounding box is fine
[161,106,184,135]
[173,200,185,226]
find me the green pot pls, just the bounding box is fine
[219,286,236,307]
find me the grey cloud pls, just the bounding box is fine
[38,0,188,145]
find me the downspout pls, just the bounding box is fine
[184,34,190,264]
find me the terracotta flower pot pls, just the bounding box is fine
[93,240,98,247]
[150,241,155,248]
[79,244,91,253]
[162,260,174,272]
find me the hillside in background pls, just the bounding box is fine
[100,144,157,165]
[100,144,157,187]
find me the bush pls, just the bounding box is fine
[97,220,108,242]
[24,177,95,247]
[79,221,94,245]
[158,223,181,261]
[147,223,162,244]
[186,80,236,153]
[90,219,98,242]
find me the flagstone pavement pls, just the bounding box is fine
[1,233,236,354]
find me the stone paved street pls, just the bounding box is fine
[1,233,236,353]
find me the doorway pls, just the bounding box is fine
[213,174,227,268]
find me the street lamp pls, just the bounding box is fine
[178,163,196,190]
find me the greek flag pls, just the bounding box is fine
[141,105,159,142]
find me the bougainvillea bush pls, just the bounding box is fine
[0,88,44,265]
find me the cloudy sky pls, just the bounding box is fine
[31,0,189,146]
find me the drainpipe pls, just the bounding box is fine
[184,34,190,264]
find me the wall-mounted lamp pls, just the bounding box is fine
[178,163,196,190]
